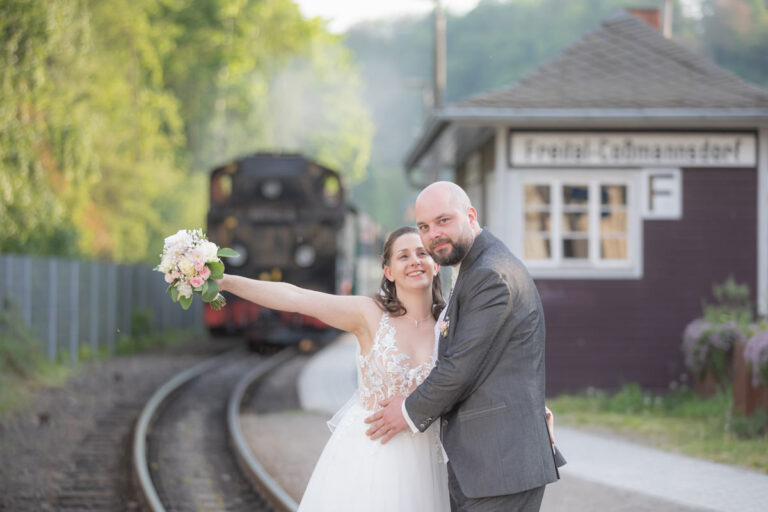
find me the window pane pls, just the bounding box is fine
[525,212,551,233]
[563,238,589,259]
[601,185,627,207]
[525,185,550,206]
[525,236,551,259]
[562,212,588,234]
[600,210,627,234]
[563,185,588,207]
[601,238,627,259]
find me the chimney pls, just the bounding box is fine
[627,7,661,30]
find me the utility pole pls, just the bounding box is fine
[433,0,446,109]
[663,0,673,38]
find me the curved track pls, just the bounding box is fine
[133,348,298,512]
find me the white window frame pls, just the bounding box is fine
[511,169,643,279]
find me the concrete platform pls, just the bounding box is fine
[242,336,768,511]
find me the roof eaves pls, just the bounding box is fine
[404,107,768,171]
[437,106,768,122]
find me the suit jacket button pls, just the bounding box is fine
[419,423,426,429]
[435,360,439,366]
[442,418,448,426]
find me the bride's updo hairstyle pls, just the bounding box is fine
[374,226,445,320]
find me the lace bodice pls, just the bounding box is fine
[357,313,436,411]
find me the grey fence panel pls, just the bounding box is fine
[29,255,49,351]
[0,254,202,362]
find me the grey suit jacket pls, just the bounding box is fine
[405,229,565,499]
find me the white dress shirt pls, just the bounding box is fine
[402,263,460,433]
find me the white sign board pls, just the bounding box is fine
[510,132,757,167]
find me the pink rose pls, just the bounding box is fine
[194,260,205,272]
[190,276,204,288]
[164,273,175,284]
[199,265,211,280]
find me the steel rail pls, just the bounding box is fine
[132,348,239,512]
[227,347,299,512]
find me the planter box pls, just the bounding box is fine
[732,341,768,416]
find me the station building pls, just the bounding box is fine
[405,11,768,393]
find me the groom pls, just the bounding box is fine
[365,181,565,511]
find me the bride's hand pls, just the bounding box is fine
[546,405,555,446]
[215,274,227,292]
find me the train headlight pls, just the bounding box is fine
[227,243,247,267]
[294,244,316,268]
[261,179,283,199]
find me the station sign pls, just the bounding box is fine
[510,131,757,167]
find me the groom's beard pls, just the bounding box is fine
[429,235,472,266]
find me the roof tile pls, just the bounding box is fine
[456,13,768,109]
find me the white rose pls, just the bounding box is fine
[201,240,220,262]
[178,257,196,277]
[176,281,193,299]
[157,254,174,274]
[164,229,191,251]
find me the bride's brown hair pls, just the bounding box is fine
[374,226,445,320]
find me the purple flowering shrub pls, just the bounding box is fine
[681,318,743,381]
[744,329,768,387]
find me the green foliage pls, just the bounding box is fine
[699,0,768,88]
[0,301,45,379]
[217,248,239,258]
[0,300,72,417]
[0,0,93,256]
[179,294,193,310]
[113,327,197,356]
[201,280,219,302]
[550,382,768,471]
[1,0,372,261]
[130,309,155,338]
[703,275,753,327]
[729,408,768,439]
[157,0,371,182]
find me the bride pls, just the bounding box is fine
[218,226,451,511]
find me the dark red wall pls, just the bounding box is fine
[540,168,758,395]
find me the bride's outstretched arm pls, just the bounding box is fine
[217,274,375,336]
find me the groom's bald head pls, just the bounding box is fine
[416,181,472,214]
[415,182,480,266]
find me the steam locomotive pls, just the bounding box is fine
[204,153,357,348]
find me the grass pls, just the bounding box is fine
[549,382,768,473]
[0,304,200,420]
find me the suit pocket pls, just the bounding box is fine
[457,403,508,422]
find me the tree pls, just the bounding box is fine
[0,0,94,256]
[157,0,371,182]
[0,0,372,261]
[699,0,768,87]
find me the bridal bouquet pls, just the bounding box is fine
[155,229,238,310]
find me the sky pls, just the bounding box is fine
[295,1,706,33]
[294,0,482,33]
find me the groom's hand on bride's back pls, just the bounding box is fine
[364,396,408,444]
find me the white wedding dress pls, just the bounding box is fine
[297,312,450,511]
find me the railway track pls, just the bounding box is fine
[133,347,299,512]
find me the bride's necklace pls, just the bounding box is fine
[404,312,432,327]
